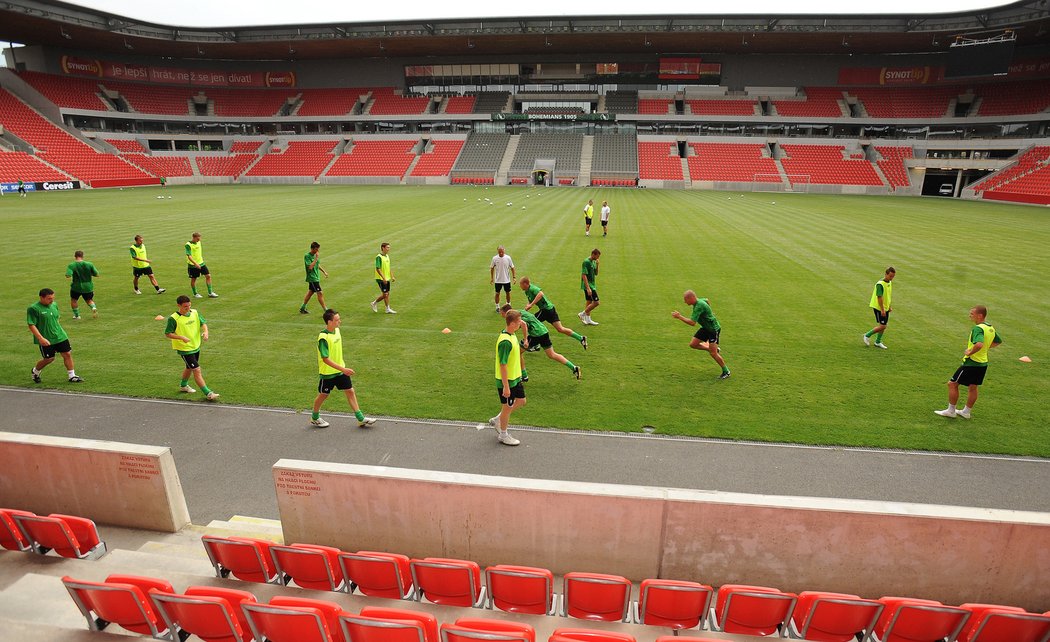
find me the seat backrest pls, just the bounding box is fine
[637,578,713,630]
[958,605,1050,642]
[15,514,82,558]
[150,588,254,642]
[339,551,412,598]
[360,607,438,642]
[269,596,345,642]
[0,508,34,551]
[563,572,632,622]
[791,591,883,642]
[440,620,535,642]
[715,584,797,636]
[549,628,636,642]
[270,543,344,591]
[877,598,971,642]
[340,614,427,642]
[410,557,483,607]
[486,565,554,615]
[62,576,167,637]
[50,514,102,551]
[185,586,258,641]
[203,536,277,583]
[242,603,333,642]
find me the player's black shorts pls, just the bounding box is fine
[873,309,890,325]
[525,333,553,350]
[585,217,593,226]
[188,264,210,278]
[70,289,94,301]
[693,328,721,344]
[494,282,511,293]
[584,289,600,303]
[376,279,391,293]
[133,266,154,277]
[601,219,609,227]
[318,374,353,394]
[18,186,26,194]
[307,281,322,293]
[39,339,71,359]
[949,365,987,386]
[535,306,560,324]
[498,383,526,406]
[180,351,201,370]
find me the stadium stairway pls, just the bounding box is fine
[578,136,594,186]
[496,135,521,185]
[680,155,692,188]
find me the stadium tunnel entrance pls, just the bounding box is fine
[921,169,992,197]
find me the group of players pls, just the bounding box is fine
[24,196,999,445]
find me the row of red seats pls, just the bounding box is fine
[63,572,670,642]
[451,177,495,184]
[0,507,106,560]
[198,537,1050,640]
[0,150,71,182]
[590,179,635,187]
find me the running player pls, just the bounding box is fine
[579,248,601,326]
[28,288,83,383]
[500,304,580,380]
[672,289,731,379]
[519,276,587,349]
[130,235,166,295]
[65,250,99,319]
[310,308,377,428]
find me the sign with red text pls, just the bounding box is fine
[61,55,295,88]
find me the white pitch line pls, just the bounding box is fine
[1,386,1046,465]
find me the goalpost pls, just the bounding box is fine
[751,173,810,193]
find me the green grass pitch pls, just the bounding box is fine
[1,184,1047,457]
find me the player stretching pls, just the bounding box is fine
[310,309,377,428]
[186,232,219,299]
[130,235,166,295]
[500,304,580,380]
[672,290,731,379]
[519,277,587,349]
[863,267,895,349]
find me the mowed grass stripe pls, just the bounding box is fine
[0,184,1046,456]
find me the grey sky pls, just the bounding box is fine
[68,0,1013,28]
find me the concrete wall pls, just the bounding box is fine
[0,432,190,532]
[273,460,1050,612]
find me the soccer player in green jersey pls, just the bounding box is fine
[17,179,27,197]
[28,288,83,383]
[500,304,580,380]
[186,232,218,299]
[935,305,1002,420]
[863,267,895,349]
[371,242,396,314]
[300,242,329,314]
[672,290,731,379]
[65,250,99,319]
[130,235,166,295]
[164,295,219,400]
[310,308,377,428]
[579,248,601,326]
[519,277,588,349]
[488,309,525,446]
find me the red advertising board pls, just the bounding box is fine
[61,55,295,88]
[659,57,702,80]
[837,66,943,86]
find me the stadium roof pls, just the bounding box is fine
[1,0,1048,59]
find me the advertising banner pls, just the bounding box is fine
[61,55,295,88]
[659,57,702,80]
[36,180,81,191]
[837,66,943,86]
[492,113,615,122]
[1,182,35,194]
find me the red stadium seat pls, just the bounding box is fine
[441,618,535,642]
[339,613,429,642]
[654,637,722,642]
[0,508,34,552]
[486,564,557,615]
[871,597,970,642]
[957,604,1050,642]
[202,535,280,583]
[634,578,713,631]
[150,585,258,642]
[562,572,632,622]
[786,591,883,641]
[549,629,635,642]
[339,550,414,599]
[410,557,486,607]
[359,607,439,642]
[710,584,797,637]
[62,575,172,638]
[268,596,346,642]
[242,602,339,642]
[13,513,106,559]
[270,543,346,591]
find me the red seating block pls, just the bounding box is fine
[246,140,339,178]
[688,142,780,183]
[411,140,465,177]
[562,572,632,622]
[62,575,172,638]
[327,139,417,177]
[443,96,477,114]
[780,144,883,186]
[19,71,109,110]
[637,99,673,115]
[773,87,844,117]
[687,99,757,116]
[637,142,683,180]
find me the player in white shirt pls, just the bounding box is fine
[489,245,517,312]
[600,201,611,237]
